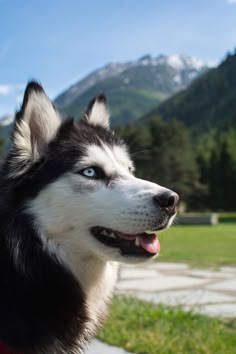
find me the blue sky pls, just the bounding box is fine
[0,0,236,115]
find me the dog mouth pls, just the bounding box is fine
[91,226,161,257]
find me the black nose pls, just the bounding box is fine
[153,191,179,213]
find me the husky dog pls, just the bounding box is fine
[0,82,178,354]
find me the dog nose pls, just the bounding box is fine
[153,191,179,213]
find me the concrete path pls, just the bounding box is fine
[117,262,236,318]
[86,339,133,354]
[86,262,236,353]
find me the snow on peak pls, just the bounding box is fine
[166,55,186,70]
[136,54,208,71]
[165,55,206,71]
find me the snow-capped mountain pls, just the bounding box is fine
[151,54,206,70]
[56,54,209,107]
[55,54,209,125]
[0,54,210,131]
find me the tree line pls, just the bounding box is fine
[116,119,236,211]
[0,119,235,211]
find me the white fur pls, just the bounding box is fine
[11,91,61,175]
[79,144,134,177]
[28,144,170,265]
[14,120,32,161]
[23,131,178,354]
[84,99,110,128]
[27,138,172,329]
[112,145,135,172]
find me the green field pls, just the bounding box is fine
[99,297,236,354]
[219,212,236,223]
[157,224,236,267]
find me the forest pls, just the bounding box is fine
[116,52,236,212]
[116,119,236,211]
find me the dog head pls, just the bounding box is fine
[6,81,178,265]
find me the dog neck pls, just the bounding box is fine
[45,230,119,333]
[45,227,120,298]
[76,256,119,329]
[65,246,119,328]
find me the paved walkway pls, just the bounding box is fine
[117,262,236,318]
[86,339,133,354]
[86,262,236,353]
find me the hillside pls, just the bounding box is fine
[55,54,208,126]
[143,52,236,132]
[0,115,14,152]
[0,54,208,148]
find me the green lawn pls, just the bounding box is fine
[219,212,236,223]
[157,224,236,267]
[99,297,236,354]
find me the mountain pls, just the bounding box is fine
[55,54,209,125]
[0,54,209,151]
[143,52,236,132]
[0,115,14,140]
[0,115,14,127]
[0,115,14,152]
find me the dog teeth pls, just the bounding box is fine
[100,229,117,239]
[135,237,140,247]
[101,229,110,237]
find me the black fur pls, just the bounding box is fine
[0,82,125,353]
[0,193,89,353]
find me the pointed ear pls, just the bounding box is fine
[82,94,110,129]
[11,81,61,164]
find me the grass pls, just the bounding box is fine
[157,224,236,267]
[219,212,236,223]
[98,296,236,354]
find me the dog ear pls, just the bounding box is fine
[82,94,110,129]
[11,81,61,165]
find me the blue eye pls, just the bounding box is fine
[82,167,97,178]
[78,166,105,179]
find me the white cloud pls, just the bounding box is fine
[0,85,12,96]
[227,0,236,4]
[0,84,24,96]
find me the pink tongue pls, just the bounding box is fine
[139,233,160,254]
